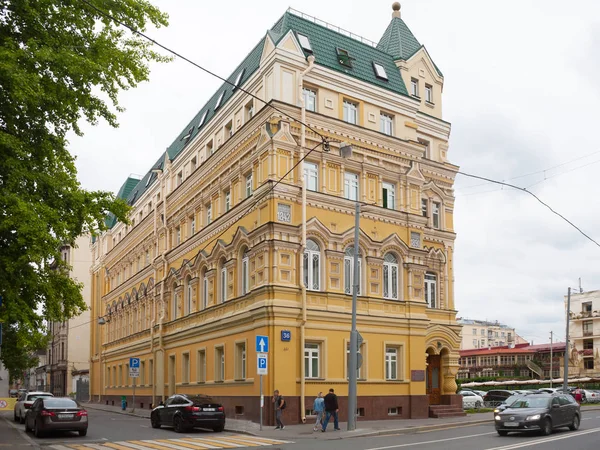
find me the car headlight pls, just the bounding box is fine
[494,408,499,413]
[495,415,501,421]
[526,414,541,421]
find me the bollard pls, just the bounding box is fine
[121,396,127,411]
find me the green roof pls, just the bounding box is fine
[105,176,142,228]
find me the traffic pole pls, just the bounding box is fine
[259,374,263,431]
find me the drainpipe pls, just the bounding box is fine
[298,55,315,424]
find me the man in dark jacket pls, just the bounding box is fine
[321,388,340,431]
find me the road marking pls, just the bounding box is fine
[415,422,492,433]
[103,443,141,450]
[483,426,600,450]
[364,431,496,450]
[165,438,233,448]
[169,439,218,449]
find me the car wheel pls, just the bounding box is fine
[569,414,580,431]
[34,421,43,438]
[213,424,225,433]
[79,429,88,437]
[541,418,552,436]
[173,415,184,433]
[150,412,161,429]
[497,430,508,436]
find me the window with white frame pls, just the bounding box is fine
[303,239,320,291]
[297,33,313,53]
[225,191,231,212]
[202,274,208,309]
[385,346,398,380]
[303,88,317,112]
[304,343,320,378]
[383,253,399,300]
[346,342,364,379]
[220,266,227,303]
[344,172,359,201]
[215,346,225,382]
[432,202,441,229]
[190,215,196,235]
[186,278,192,315]
[197,349,206,382]
[425,84,433,103]
[380,113,393,136]
[343,100,358,124]
[245,173,253,197]
[175,226,181,245]
[304,161,318,191]
[206,204,212,225]
[235,342,246,379]
[410,78,419,97]
[241,251,249,295]
[171,289,177,320]
[382,182,395,210]
[425,272,437,308]
[344,246,362,295]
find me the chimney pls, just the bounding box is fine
[392,2,401,18]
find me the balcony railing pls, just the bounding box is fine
[583,330,593,337]
[570,310,600,320]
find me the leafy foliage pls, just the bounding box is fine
[0,0,169,377]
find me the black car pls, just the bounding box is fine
[24,397,88,437]
[484,390,514,405]
[494,394,527,413]
[495,393,580,436]
[150,394,225,433]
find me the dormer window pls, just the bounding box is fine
[373,63,388,81]
[233,69,245,90]
[410,78,419,97]
[215,91,225,110]
[198,110,208,127]
[297,33,313,53]
[181,126,194,143]
[336,48,354,68]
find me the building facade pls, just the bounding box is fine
[567,290,600,377]
[457,318,527,350]
[89,4,461,423]
[40,235,92,397]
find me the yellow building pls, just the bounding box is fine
[89,4,461,423]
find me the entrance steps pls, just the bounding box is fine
[428,404,467,418]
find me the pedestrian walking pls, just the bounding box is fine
[313,392,325,431]
[574,386,583,405]
[321,388,340,432]
[272,389,285,429]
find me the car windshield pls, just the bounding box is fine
[188,395,216,406]
[509,397,550,409]
[44,398,78,408]
[27,394,52,401]
[503,395,521,405]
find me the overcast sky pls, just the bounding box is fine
[69,0,600,346]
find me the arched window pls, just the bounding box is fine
[202,269,208,309]
[241,251,249,296]
[141,304,146,330]
[171,285,178,320]
[383,253,399,300]
[425,272,437,308]
[185,276,192,315]
[303,239,320,291]
[344,246,362,295]
[219,260,227,303]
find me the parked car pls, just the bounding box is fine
[494,393,580,436]
[14,391,53,423]
[585,390,600,403]
[24,397,88,437]
[9,389,18,398]
[459,391,484,409]
[150,394,225,433]
[472,390,487,397]
[483,390,514,406]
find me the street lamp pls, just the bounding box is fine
[340,142,359,431]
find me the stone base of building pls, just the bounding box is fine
[94,394,431,424]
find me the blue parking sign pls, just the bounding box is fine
[129,357,140,368]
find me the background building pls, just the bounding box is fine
[89,4,461,423]
[457,317,527,350]
[567,290,600,377]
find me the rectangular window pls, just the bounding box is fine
[206,204,212,225]
[411,78,419,97]
[182,353,190,384]
[197,350,206,382]
[225,191,231,212]
[303,88,317,112]
[246,173,253,198]
[215,346,225,382]
[473,339,477,347]
[191,156,197,171]
[304,343,320,378]
[177,171,183,187]
[425,272,437,308]
[425,84,433,103]
[421,199,428,217]
[235,342,247,380]
[382,182,395,210]
[432,202,440,229]
[343,100,358,125]
[344,172,359,201]
[473,328,477,335]
[244,101,254,121]
[380,113,393,136]
[297,33,313,52]
[304,161,318,191]
[149,359,154,386]
[206,140,214,156]
[220,267,227,303]
[215,91,224,110]
[373,62,388,80]
[583,321,593,336]
[385,347,398,380]
[584,359,594,370]
[175,226,181,245]
[583,302,592,313]
[202,276,208,309]
[410,231,421,248]
[190,215,196,235]
[225,121,233,139]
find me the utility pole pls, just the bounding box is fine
[563,288,571,392]
[549,331,553,388]
[347,201,360,431]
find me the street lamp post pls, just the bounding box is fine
[563,287,571,392]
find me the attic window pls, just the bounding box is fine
[181,126,194,143]
[198,110,208,127]
[373,63,388,81]
[215,91,225,110]
[297,33,313,53]
[145,174,153,187]
[233,69,245,90]
[336,48,354,68]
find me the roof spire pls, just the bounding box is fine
[392,2,401,18]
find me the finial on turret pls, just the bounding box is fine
[392,2,401,18]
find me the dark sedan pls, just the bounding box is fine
[495,393,580,436]
[150,394,225,433]
[25,397,88,437]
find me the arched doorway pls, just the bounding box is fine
[426,348,441,405]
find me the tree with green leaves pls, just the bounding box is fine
[0,0,170,381]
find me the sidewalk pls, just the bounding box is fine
[83,402,600,441]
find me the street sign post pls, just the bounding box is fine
[129,357,140,413]
[255,335,269,431]
[255,335,269,353]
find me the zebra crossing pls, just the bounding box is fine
[47,434,292,450]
